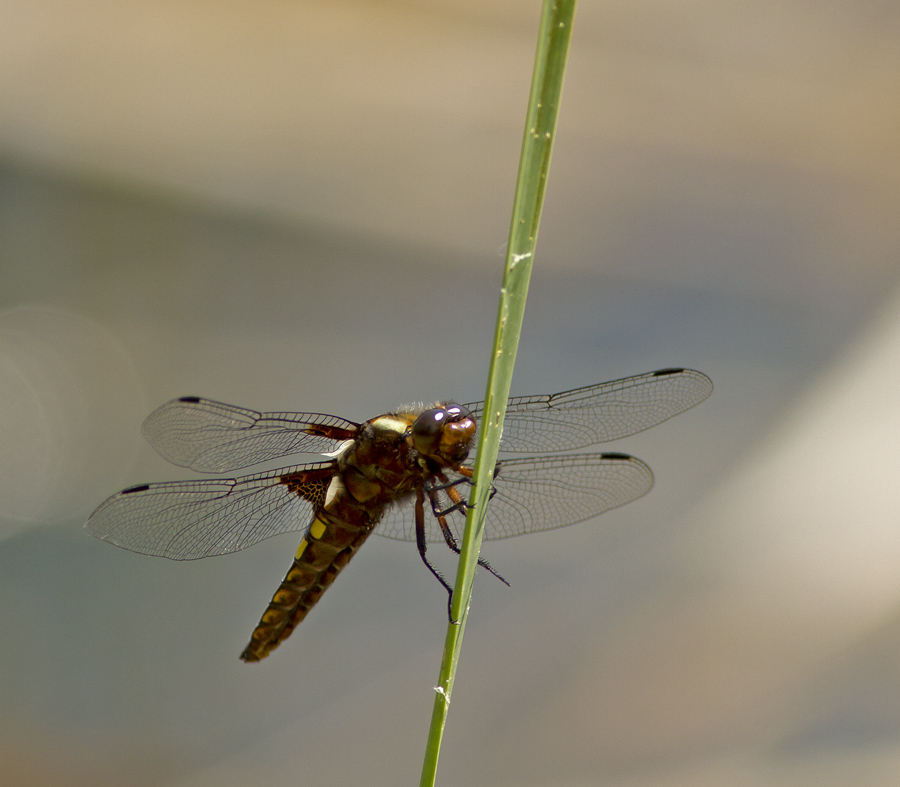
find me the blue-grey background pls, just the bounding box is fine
[2,2,900,785]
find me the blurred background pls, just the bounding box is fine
[2,1,900,785]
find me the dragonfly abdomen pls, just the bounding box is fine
[240,513,373,662]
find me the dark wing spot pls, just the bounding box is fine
[178,396,202,403]
[652,368,684,377]
[600,452,632,460]
[123,484,151,494]
[279,470,331,508]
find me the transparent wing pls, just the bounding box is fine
[464,368,712,453]
[375,452,653,543]
[142,397,359,473]
[85,462,334,560]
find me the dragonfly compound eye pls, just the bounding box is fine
[411,408,446,456]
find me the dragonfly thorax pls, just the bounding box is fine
[335,416,420,508]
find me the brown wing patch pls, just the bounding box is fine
[279,467,333,509]
[302,424,356,440]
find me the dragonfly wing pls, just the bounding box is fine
[142,397,359,472]
[374,452,653,543]
[480,452,653,539]
[465,368,712,453]
[86,462,334,559]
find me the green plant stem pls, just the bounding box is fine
[419,2,577,784]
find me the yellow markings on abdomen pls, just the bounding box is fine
[310,516,327,539]
[294,515,329,560]
[241,514,371,663]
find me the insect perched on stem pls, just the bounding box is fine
[87,367,711,662]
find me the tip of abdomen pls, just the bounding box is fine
[240,642,266,663]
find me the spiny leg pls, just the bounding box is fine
[414,485,455,617]
[427,477,510,588]
[427,474,472,516]
[429,467,498,517]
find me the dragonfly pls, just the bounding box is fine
[86,367,711,662]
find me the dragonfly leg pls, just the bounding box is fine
[432,498,468,517]
[427,470,497,518]
[426,483,510,588]
[427,475,472,516]
[429,474,472,492]
[414,486,457,621]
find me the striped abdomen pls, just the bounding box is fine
[240,511,373,662]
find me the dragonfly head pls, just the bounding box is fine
[409,403,476,465]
